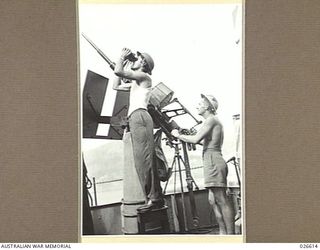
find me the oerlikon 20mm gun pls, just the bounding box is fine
[148,83,202,230]
[82,33,137,70]
[82,33,202,231]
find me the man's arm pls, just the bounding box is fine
[171,117,215,144]
[112,76,131,92]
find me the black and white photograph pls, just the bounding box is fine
[80,1,243,238]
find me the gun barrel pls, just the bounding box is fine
[81,33,115,70]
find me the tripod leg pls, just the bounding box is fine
[163,157,177,194]
[190,175,200,190]
[233,159,241,189]
[174,158,177,194]
[171,156,180,231]
[177,155,188,232]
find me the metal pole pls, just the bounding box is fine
[163,157,176,195]
[181,142,199,228]
[93,177,98,206]
[176,145,188,232]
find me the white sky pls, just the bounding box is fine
[79,3,242,153]
[79,3,243,205]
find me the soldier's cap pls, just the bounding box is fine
[201,94,218,113]
[137,51,154,75]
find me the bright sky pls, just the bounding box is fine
[79,3,243,205]
[79,3,242,153]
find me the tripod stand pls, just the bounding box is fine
[163,141,199,232]
[226,157,241,217]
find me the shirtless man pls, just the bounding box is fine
[171,94,235,234]
[113,48,163,211]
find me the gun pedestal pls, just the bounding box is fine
[122,132,145,234]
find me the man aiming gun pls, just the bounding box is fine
[113,48,164,211]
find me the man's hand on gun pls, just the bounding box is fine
[171,129,197,151]
[171,129,180,139]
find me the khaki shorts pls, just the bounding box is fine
[203,150,228,188]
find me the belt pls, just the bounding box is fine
[203,148,221,153]
[128,108,148,118]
